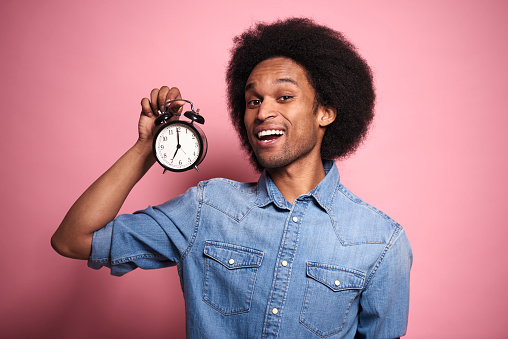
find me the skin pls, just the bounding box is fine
[52,58,335,259]
[244,57,336,203]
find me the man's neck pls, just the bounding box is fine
[267,159,326,205]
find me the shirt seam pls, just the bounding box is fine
[363,226,404,288]
[109,253,165,265]
[200,201,259,222]
[176,181,207,272]
[337,183,398,224]
[311,163,341,212]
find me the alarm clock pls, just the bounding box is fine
[153,99,207,173]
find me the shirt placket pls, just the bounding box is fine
[262,199,309,339]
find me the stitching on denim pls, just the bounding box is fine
[200,179,268,221]
[204,240,265,255]
[363,226,403,288]
[328,209,344,246]
[261,210,294,336]
[89,258,111,263]
[222,178,258,195]
[203,241,264,269]
[200,201,259,222]
[301,292,359,337]
[299,276,361,337]
[337,184,398,225]
[328,211,387,246]
[261,201,308,337]
[328,183,400,246]
[202,247,261,315]
[111,253,165,265]
[276,200,308,331]
[104,210,171,266]
[307,262,366,278]
[177,181,206,273]
[313,175,340,213]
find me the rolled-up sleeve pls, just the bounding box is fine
[356,229,413,338]
[88,185,200,276]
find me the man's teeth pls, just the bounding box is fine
[257,130,284,139]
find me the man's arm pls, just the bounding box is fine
[51,86,184,260]
[356,230,412,338]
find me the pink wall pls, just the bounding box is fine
[1,1,507,338]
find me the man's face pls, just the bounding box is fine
[244,57,330,171]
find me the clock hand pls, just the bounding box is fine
[172,128,181,160]
[172,146,179,160]
[176,127,180,146]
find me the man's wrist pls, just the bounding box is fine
[133,139,156,165]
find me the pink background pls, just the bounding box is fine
[1,1,507,338]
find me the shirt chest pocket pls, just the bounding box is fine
[203,241,264,315]
[300,262,366,338]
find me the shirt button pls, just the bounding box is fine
[229,259,235,265]
[272,308,279,315]
[334,280,341,286]
[292,216,298,222]
[281,260,288,267]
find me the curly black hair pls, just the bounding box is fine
[226,17,375,171]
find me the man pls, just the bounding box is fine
[52,18,412,338]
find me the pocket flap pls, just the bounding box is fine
[204,241,264,269]
[306,262,365,292]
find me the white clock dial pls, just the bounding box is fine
[154,122,201,170]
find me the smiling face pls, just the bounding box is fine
[244,57,335,171]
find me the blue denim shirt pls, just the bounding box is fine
[89,160,412,338]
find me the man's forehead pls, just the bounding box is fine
[245,57,309,91]
[245,77,300,91]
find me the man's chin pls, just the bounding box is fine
[255,155,290,171]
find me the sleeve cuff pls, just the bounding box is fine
[87,221,113,270]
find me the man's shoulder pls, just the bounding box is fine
[330,183,404,246]
[197,178,259,220]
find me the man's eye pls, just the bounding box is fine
[279,96,292,101]
[247,99,261,106]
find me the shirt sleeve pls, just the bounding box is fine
[87,185,200,276]
[356,229,412,338]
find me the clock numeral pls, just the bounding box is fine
[176,127,181,132]
[179,160,182,165]
[168,130,173,136]
[159,145,164,150]
[163,136,168,141]
[163,153,167,158]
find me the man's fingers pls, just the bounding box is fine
[158,86,170,111]
[141,97,154,117]
[166,87,184,114]
[142,86,183,118]
[150,88,160,114]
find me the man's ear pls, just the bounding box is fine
[318,106,337,127]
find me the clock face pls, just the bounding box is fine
[154,121,202,171]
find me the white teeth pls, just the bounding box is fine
[257,130,284,139]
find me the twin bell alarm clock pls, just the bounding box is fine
[153,99,207,173]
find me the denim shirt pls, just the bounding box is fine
[89,161,412,338]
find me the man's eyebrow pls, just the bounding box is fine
[245,77,300,92]
[274,77,300,87]
[245,82,255,91]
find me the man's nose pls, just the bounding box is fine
[256,100,277,121]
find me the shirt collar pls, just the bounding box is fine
[255,160,340,212]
